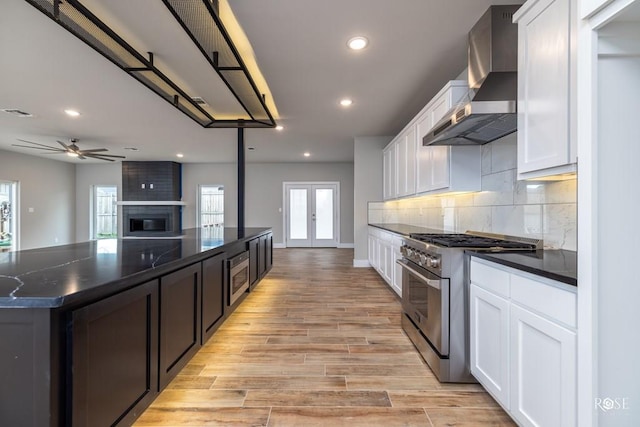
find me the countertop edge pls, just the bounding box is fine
[468,250,577,287]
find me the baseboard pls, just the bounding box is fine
[353,259,371,268]
[273,243,286,249]
[337,243,355,249]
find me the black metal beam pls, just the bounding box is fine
[237,128,245,231]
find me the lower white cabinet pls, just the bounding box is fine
[469,257,577,427]
[470,284,510,407]
[368,227,402,297]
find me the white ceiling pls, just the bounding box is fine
[0,0,522,164]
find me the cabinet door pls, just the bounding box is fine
[416,112,434,193]
[397,135,408,196]
[368,234,377,268]
[391,238,403,297]
[159,263,201,389]
[405,127,417,195]
[72,280,159,426]
[383,143,398,200]
[470,284,510,408]
[510,304,577,427]
[248,238,259,286]
[430,146,450,191]
[382,242,392,284]
[517,0,572,174]
[259,235,268,276]
[265,233,273,272]
[202,253,226,343]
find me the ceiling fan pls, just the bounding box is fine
[12,138,125,162]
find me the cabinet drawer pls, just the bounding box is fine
[470,259,510,298]
[510,273,576,328]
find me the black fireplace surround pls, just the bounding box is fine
[122,162,183,237]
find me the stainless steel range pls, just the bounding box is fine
[397,231,541,383]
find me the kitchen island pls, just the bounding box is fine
[0,227,273,426]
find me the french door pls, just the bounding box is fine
[284,182,338,247]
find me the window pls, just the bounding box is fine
[199,185,224,227]
[94,186,118,239]
[0,181,17,252]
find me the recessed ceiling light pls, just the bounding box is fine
[176,153,184,158]
[340,98,353,107]
[303,152,311,157]
[275,125,284,131]
[64,109,81,117]
[347,36,368,50]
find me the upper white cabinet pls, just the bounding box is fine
[514,0,578,180]
[469,257,577,426]
[383,143,397,200]
[383,80,481,200]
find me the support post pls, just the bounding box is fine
[237,128,245,232]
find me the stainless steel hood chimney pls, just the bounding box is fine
[424,5,520,146]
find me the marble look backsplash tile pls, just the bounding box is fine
[370,133,577,250]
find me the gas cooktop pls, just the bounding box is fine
[409,233,539,250]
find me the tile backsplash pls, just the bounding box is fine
[369,133,577,250]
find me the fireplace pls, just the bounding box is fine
[121,161,183,237]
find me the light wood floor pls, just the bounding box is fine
[134,248,515,426]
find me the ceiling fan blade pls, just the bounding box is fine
[85,153,126,159]
[57,140,72,151]
[78,148,108,153]
[11,144,65,152]
[16,139,64,151]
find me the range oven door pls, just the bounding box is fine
[397,258,449,356]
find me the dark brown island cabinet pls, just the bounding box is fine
[0,228,272,426]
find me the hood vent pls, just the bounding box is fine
[424,5,520,146]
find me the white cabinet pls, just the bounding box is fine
[469,257,577,426]
[510,304,577,427]
[397,127,417,197]
[383,142,397,200]
[416,81,481,194]
[470,284,510,407]
[367,227,402,297]
[515,0,577,180]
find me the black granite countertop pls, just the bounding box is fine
[369,223,446,236]
[468,249,577,286]
[0,227,271,308]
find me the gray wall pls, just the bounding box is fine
[75,163,122,242]
[245,163,354,245]
[0,149,76,250]
[353,137,390,263]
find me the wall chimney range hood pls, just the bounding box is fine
[423,5,520,146]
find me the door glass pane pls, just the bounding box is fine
[94,186,117,239]
[200,185,224,227]
[289,189,308,239]
[315,188,334,240]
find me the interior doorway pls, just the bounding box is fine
[284,182,339,248]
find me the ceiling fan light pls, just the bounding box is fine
[64,109,81,117]
[67,152,79,158]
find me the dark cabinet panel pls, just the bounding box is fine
[248,237,259,287]
[71,279,159,427]
[266,232,273,272]
[159,263,201,389]
[202,252,226,343]
[259,235,268,276]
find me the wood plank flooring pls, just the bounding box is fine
[134,248,515,427]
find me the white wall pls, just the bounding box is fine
[370,133,577,250]
[246,162,354,245]
[353,136,391,264]
[0,149,76,250]
[75,163,122,242]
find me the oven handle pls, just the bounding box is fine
[396,260,441,290]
